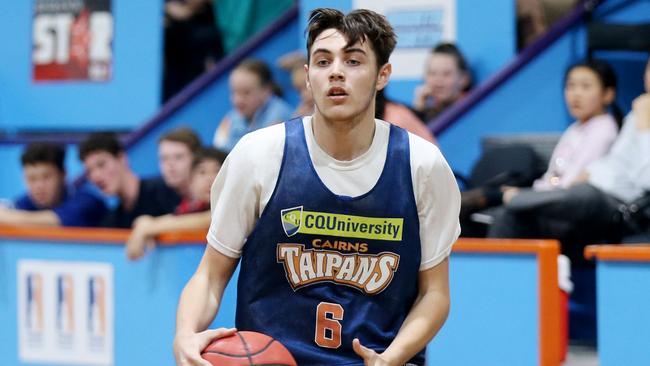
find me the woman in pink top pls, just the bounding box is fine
[460,59,622,236]
[503,59,622,201]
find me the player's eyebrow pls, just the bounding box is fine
[311,48,333,57]
[311,47,367,57]
[343,47,367,56]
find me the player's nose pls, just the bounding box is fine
[329,60,345,81]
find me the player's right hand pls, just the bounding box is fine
[353,338,398,366]
[173,327,237,366]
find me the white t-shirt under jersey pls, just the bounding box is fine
[207,117,461,270]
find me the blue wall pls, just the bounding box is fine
[0,240,237,366]
[0,0,162,132]
[299,0,516,106]
[439,0,650,176]
[597,260,650,366]
[429,253,539,365]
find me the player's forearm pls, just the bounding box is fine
[176,270,221,335]
[382,288,450,365]
[176,248,238,335]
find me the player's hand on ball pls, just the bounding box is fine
[353,338,397,366]
[174,328,237,366]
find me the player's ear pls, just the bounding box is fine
[376,63,391,91]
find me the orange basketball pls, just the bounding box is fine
[201,331,297,366]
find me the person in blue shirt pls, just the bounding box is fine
[212,58,292,152]
[0,143,106,227]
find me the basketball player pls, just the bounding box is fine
[174,8,460,366]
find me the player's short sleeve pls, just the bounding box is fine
[409,134,461,270]
[207,125,285,258]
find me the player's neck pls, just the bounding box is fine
[311,109,376,161]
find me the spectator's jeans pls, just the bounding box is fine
[488,184,623,253]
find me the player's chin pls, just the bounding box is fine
[321,107,359,121]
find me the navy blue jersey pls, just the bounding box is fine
[236,118,424,365]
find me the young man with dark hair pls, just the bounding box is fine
[159,127,202,199]
[174,8,460,366]
[0,143,106,227]
[79,132,181,228]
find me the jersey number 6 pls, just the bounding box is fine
[315,302,344,349]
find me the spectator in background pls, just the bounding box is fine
[163,0,223,101]
[0,143,106,227]
[213,59,292,152]
[278,51,315,117]
[516,0,578,50]
[488,57,650,258]
[376,89,436,144]
[126,147,227,260]
[461,59,621,230]
[501,59,621,200]
[79,132,181,228]
[412,43,472,122]
[159,127,201,200]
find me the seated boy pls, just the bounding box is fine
[0,143,106,227]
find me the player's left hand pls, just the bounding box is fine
[352,338,397,366]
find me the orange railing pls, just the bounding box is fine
[0,224,207,245]
[585,244,650,262]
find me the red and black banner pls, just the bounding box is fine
[32,0,113,82]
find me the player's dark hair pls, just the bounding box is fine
[565,59,622,128]
[79,132,124,161]
[191,147,228,171]
[234,59,283,97]
[306,8,397,68]
[21,143,66,172]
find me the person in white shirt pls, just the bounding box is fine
[489,57,650,251]
[173,8,460,366]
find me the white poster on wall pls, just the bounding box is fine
[17,260,114,365]
[354,0,456,79]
